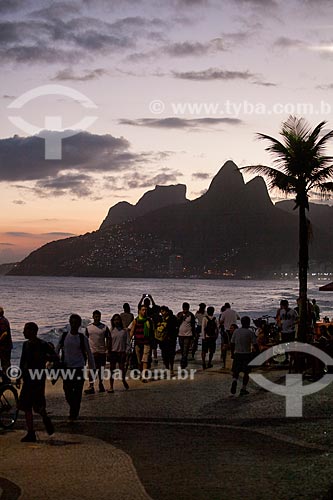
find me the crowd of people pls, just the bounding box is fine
[0,294,331,443]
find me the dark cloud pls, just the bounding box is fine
[35,173,94,198]
[12,200,25,205]
[119,117,242,128]
[0,0,24,13]
[192,172,210,180]
[45,232,76,237]
[274,37,306,49]
[52,67,107,81]
[4,231,75,238]
[30,2,80,20]
[234,0,277,6]
[3,94,15,99]
[0,131,170,198]
[164,38,224,57]
[173,68,255,81]
[103,168,182,191]
[5,231,34,237]
[0,14,163,64]
[253,80,277,87]
[0,131,145,182]
[126,171,183,189]
[317,83,333,89]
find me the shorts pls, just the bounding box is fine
[135,344,151,364]
[222,330,232,345]
[202,338,217,353]
[18,379,46,413]
[232,353,253,376]
[93,352,106,369]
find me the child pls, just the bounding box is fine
[17,322,57,442]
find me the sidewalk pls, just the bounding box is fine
[0,430,151,500]
[1,355,333,499]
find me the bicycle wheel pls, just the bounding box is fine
[0,384,19,429]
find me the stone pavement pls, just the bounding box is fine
[1,356,333,499]
[0,431,151,500]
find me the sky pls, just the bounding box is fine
[1,0,333,263]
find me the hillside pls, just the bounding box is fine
[8,161,333,278]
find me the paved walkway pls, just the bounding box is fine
[0,432,151,500]
[1,357,333,499]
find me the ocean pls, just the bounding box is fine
[1,275,332,364]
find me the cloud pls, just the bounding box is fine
[12,200,25,205]
[0,0,24,13]
[0,131,170,197]
[164,38,224,57]
[119,117,242,128]
[30,2,80,20]
[317,83,333,89]
[274,37,306,49]
[234,0,277,6]
[35,173,95,198]
[4,231,75,238]
[0,14,164,65]
[103,168,182,190]
[0,131,141,182]
[172,68,255,81]
[192,172,210,180]
[253,80,277,87]
[126,171,183,189]
[3,94,15,99]
[52,67,107,81]
[0,242,15,246]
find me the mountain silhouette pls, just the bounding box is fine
[100,184,188,229]
[9,161,333,278]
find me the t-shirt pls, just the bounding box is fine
[120,312,134,329]
[20,338,56,380]
[109,327,130,352]
[86,322,109,354]
[57,332,95,369]
[220,309,239,331]
[201,315,218,338]
[231,327,257,354]
[277,308,298,333]
[177,312,195,337]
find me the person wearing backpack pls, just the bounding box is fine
[56,314,95,422]
[201,306,219,370]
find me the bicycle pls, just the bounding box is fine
[0,370,19,429]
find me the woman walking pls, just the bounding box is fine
[108,314,130,392]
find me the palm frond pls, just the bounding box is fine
[318,181,333,194]
[308,165,333,189]
[241,164,295,192]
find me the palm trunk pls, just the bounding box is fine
[298,203,308,343]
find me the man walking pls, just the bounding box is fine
[17,322,56,442]
[201,306,218,369]
[130,305,154,381]
[0,306,12,382]
[56,314,95,421]
[230,316,259,396]
[84,310,110,394]
[219,302,239,368]
[177,302,195,369]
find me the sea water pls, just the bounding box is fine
[0,275,331,364]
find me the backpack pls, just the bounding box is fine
[58,331,87,363]
[204,317,217,338]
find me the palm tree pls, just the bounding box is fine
[243,116,333,342]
